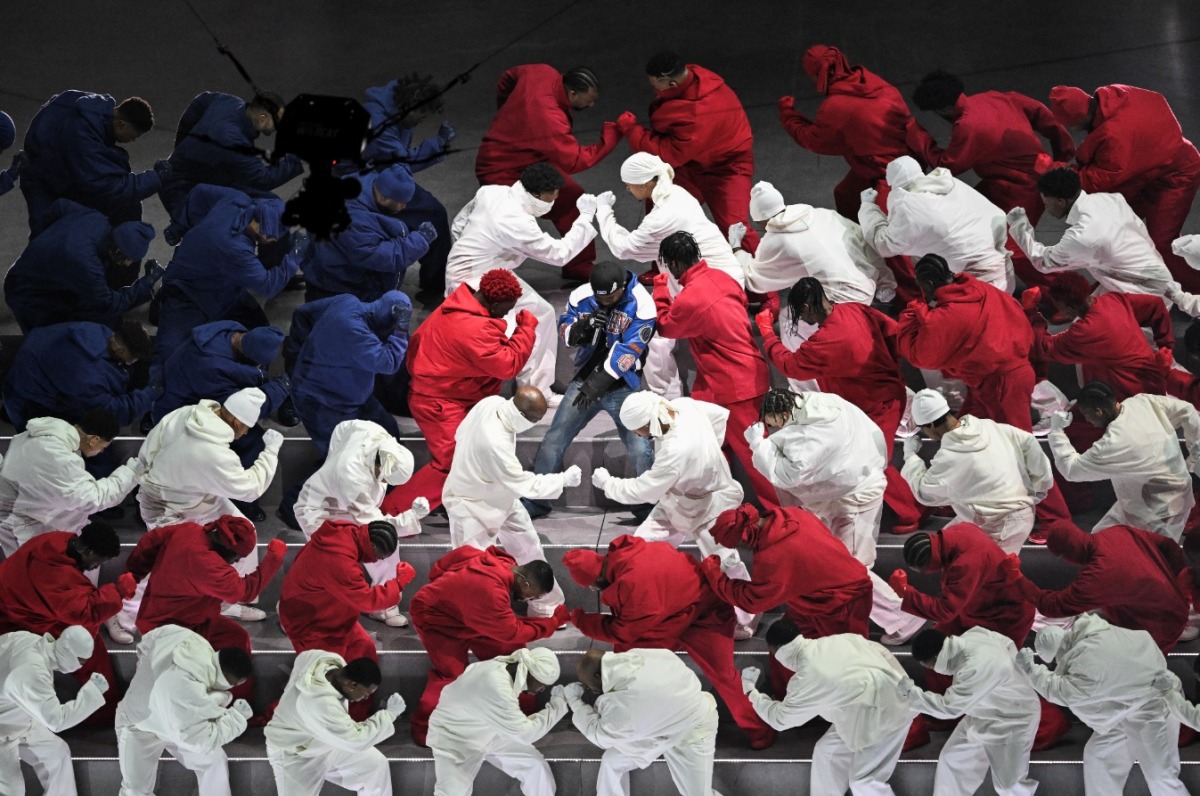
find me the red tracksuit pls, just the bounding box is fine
[572,535,775,747]
[408,546,558,745]
[279,520,401,720]
[126,522,284,702]
[0,532,125,722]
[654,261,778,509]
[626,64,759,252]
[476,64,621,279]
[1030,292,1172,400]
[1074,85,1200,292]
[1021,524,1189,654]
[759,302,923,527]
[383,283,536,514]
[907,91,1076,289]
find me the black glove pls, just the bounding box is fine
[391,302,413,333]
[143,258,164,282]
[153,159,173,180]
[567,310,609,346]
[572,368,619,411]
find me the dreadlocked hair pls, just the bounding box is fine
[392,72,444,115]
[786,277,828,332]
[760,388,799,421]
[478,269,523,303]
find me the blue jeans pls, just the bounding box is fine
[523,379,653,517]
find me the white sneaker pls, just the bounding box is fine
[366,605,409,627]
[546,391,564,409]
[114,610,138,635]
[1180,625,1200,643]
[103,616,134,645]
[733,624,755,641]
[222,603,267,622]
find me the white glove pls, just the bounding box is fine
[262,429,284,452]
[548,684,568,710]
[409,497,431,520]
[386,693,406,715]
[896,676,915,698]
[860,187,878,205]
[740,666,761,694]
[125,457,146,478]
[744,422,765,447]
[88,672,110,694]
[1006,207,1029,227]
[1152,671,1181,693]
[231,699,253,720]
[592,467,611,490]
[728,222,747,248]
[596,190,616,208]
[564,682,586,706]
[562,465,582,488]
[1049,411,1072,432]
[1014,648,1035,675]
[576,194,598,216]
[902,434,922,459]
[1007,207,1036,254]
[1166,281,1184,302]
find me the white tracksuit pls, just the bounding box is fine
[446,181,596,394]
[904,628,1039,796]
[0,631,105,796]
[114,626,247,796]
[428,658,567,796]
[597,182,744,397]
[265,650,400,796]
[1021,613,1186,795]
[859,169,1013,292]
[442,395,567,617]
[0,417,138,556]
[1009,190,1174,296]
[295,419,424,586]
[748,634,915,795]
[901,415,1052,552]
[1048,393,1200,540]
[569,649,720,796]
[748,392,920,637]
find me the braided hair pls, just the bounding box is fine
[759,388,799,422]
[786,277,830,332]
[903,532,933,569]
[913,253,953,289]
[367,521,398,558]
[562,67,600,94]
[391,72,444,116]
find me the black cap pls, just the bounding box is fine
[590,261,624,297]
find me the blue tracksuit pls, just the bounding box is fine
[3,322,153,430]
[159,92,304,224]
[288,292,409,453]
[20,91,161,236]
[5,199,157,332]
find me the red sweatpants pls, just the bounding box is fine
[1131,168,1200,293]
[383,394,471,514]
[722,396,780,511]
[674,161,760,255]
[979,178,1056,291]
[962,362,1036,432]
[74,633,120,725]
[291,623,378,721]
[872,398,924,527]
[678,624,775,747]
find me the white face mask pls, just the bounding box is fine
[498,399,537,434]
[519,186,554,218]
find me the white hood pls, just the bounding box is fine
[906,168,956,196]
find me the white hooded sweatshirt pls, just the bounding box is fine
[136,400,279,527]
[859,168,1013,291]
[738,204,891,300]
[1048,393,1200,540]
[115,625,246,754]
[445,181,597,292]
[748,633,914,751]
[1009,191,1173,296]
[1022,613,1167,734]
[295,419,422,538]
[265,650,398,757]
[750,391,887,506]
[0,417,139,553]
[601,397,742,530]
[569,649,717,769]
[0,629,103,739]
[902,415,1051,541]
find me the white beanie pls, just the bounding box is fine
[620,153,675,205]
[53,626,95,673]
[886,155,923,190]
[750,181,786,222]
[1172,235,1200,270]
[500,647,561,690]
[619,391,676,437]
[910,389,950,427]
[224,387,267,427]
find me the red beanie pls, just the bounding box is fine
[206,515,257,558]
[563,549,604,587]
[711,505,758,549]
[1049,86,1091,127]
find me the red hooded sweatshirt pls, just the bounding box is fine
[902,524,1034,644]
[407,283,536,403]
[627,64,754,174]
[0,531,123,636]
[897,273,1033,387]
[279,520,402,649]
[475,64,621,182]
[780,45,910,180]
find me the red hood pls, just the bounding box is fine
[803,45,890,99]
[428,545,517,585]
[652,64,726,103]
[932,273,987,307]
[1092,84,1135,127]
[603,534,650,582]
[310,519,378,563]
[743,509,800,551]
[440,283,492,319]
[1047,524,1094,565]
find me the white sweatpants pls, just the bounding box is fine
[1094,498,1189,544]
[1083,709,1187,796]
[811,723,907,796]
[949,508,1035,554]
[117,726,231,796]
[643,336,683,399]
[0,723,76,796]
[932,717,1037,796]
[432,739,554,796]
[504,276,557,396]
[635,507,755,627]
[267,744,392,796]
[596,697,719,796]
[446,497,564,618]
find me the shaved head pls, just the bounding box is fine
[513,386,548,424]
[577,649,605,693]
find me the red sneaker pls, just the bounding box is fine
[903,715,931,751]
